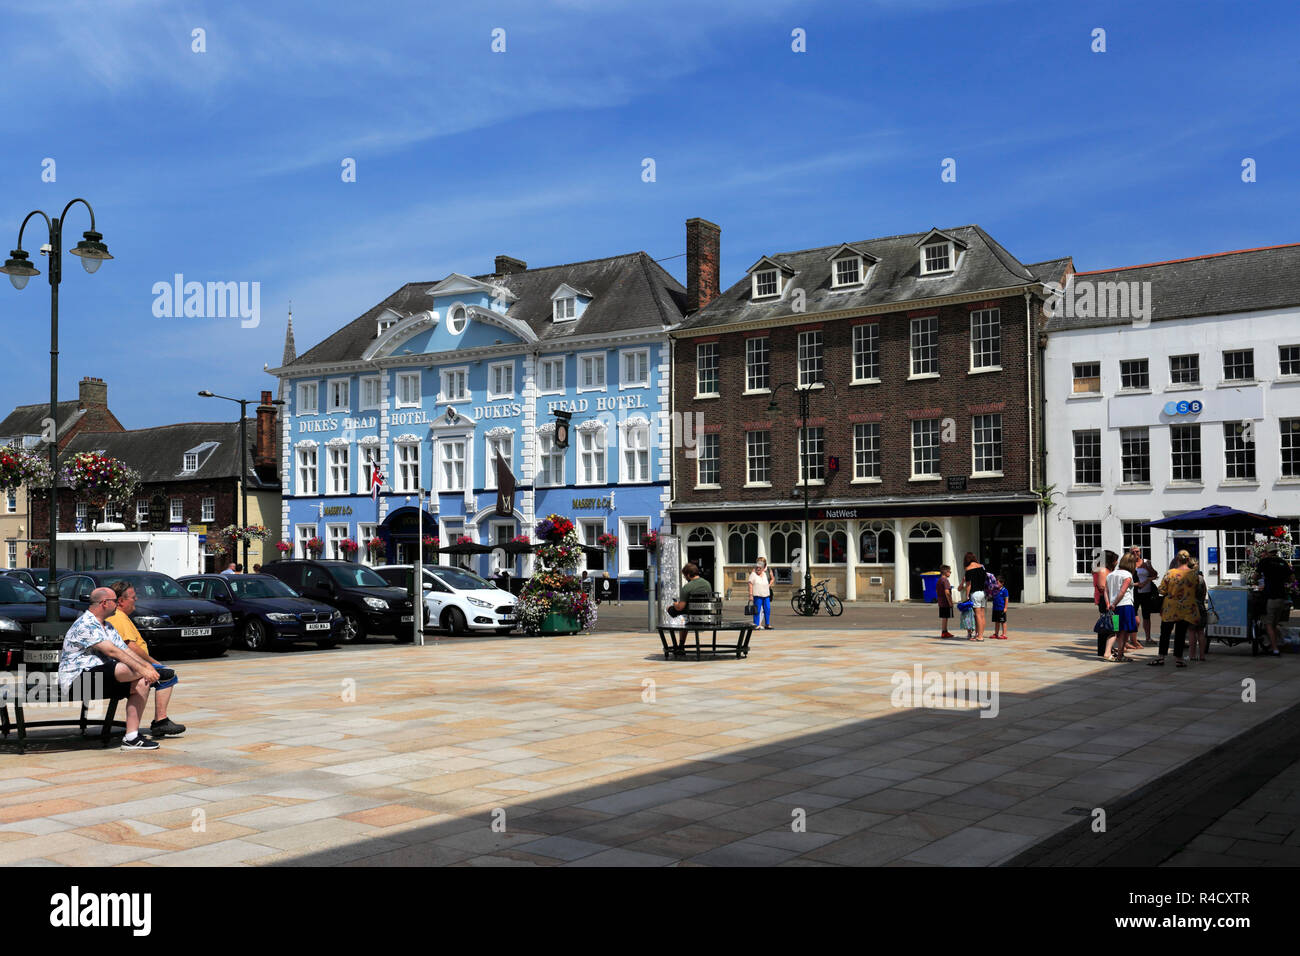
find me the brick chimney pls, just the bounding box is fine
[686,218,721,314]
[78,376,107,408]
[255,390,277,469]
[495,255,527,275]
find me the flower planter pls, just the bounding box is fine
[539,611,579,635]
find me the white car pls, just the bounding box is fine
[375,564,518,635]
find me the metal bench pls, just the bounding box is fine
[0,632,127,754]
[657,620,756,660]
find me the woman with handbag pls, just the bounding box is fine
[748,558,773,630]
[1149,551,1197,668]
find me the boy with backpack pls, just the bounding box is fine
[989,574,1010,639]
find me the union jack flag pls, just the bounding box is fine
[371,468,385,502]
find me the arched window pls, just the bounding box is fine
[910,520,942,540]
[727,523,758,564]
[769,522,801,564]
[687,526,714,543]
[813,521,847,564]
[859,521,895,564]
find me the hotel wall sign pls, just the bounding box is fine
[572,497,612,510]
[323,505,353,516]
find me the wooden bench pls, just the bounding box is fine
[657,620,756,660]
[0,633,127,754]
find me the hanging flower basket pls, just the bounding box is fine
[366,535,385,556]
[222,524,273,544]
[0,445,52,495]
[643,529,660,551]
[276,541,293,553]
[511,535,531,545]
[25,545,48,567]
[597,532,618,554]
[340,538,359,557]
[306,536,324,557]
[535,514,574,543]
[61,452,139,507]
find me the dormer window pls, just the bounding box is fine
[182,453,198,473]
[554,297,576,321]
[377,317,398,335]
[833,257,862,288]
[921,242,953,275]
[753,269,779,298]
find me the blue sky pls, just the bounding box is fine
[1,0,1297,428]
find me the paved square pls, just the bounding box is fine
[2,629,1296,866]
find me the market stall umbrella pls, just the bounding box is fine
[438,542,494,555]
[1144,505,1284,531]
[499,540,536,555]
[1145,505,1285,581]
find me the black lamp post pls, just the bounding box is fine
[198,391,285,571]
[1,200,112,625]
[767,380,837,610]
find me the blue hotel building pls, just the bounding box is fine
[270,249,687,598]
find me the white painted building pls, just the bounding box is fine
[1043,244,1300,599]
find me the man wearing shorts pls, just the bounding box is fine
[1257,543,1296,657]
[1132,549,1157,645]
[108,581,186,737]
[58,586,161,750]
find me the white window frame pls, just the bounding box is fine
[296,524,316,560]
[76,502,88,527]
[745,337,771,393]
[1072,361,1102,395]
[297,381,319,415]
[327,378,350,413]
[831,255,862,288]
[797,330,823,388]
[1282,418,1300,479]
[920,242,953,275]
[201,497,215,522]
[696,343,720,398]
[538,357,565,395]
[1222,422,1257,482]
[328,445,350,494]
[620,517,650,575]
[577,352,607,393]
[439,438,466,493]
[578,426,608,486]
[360,376,381,411]
[553,297,576,322]
[969,309,1001,372]
[971,413,1003,477]
[910,317,939,378]
[1279,344,1300,380]
[182,452,198,473]
[487,361,515,400]
[853,423,881,482]
[395,372,421,409]
[170,499,184,524]
[1073,522,1102,576]
[621,420,651,483]
[358,523,379,565]
[697,433,721,488]
[484,433,513,490]
[1168,354,1201,387]
[620,348,650,390]
[1222,348,1255,383]
[799,426,825,485]
[447,304,469,335]
[439,366,470,404]
[746,430,770,487]
[536,429,564,487]
[135,499,148,528]
[5,491,15,513]
[1073,430,1102,487]
[361,445,381,491]
[910,420,940,480]
[6,542,15,569]
[296,446,318,495]
[852,323,880,383]
[752,269,779,299]
[1170,423,1202,484]
[395,441,421,493]
[326,523,349,561]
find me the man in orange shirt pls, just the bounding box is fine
[107,581,187,737]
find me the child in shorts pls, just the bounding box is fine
[937,565,955,638]
[990,576,1010,639]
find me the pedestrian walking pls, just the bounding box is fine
[1150,551,1197,668]
[1187,557,1209,661]
[937,565,955,638]
[1132,549,1159,646]
[1256,542,1296,657]
[747,558,773,630]
[960,552,987,641]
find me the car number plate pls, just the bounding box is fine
[401,615,414,623]
[25,649,59,664]
[180,627,212,638]
[500,616,515,623]
[306,623,330,631]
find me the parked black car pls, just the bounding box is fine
[56,570,235,657]
[261,560,415,643]
[0,576,80,658]
[178,573,343,651]
[2,568,73,593]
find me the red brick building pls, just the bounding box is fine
[668,220,1068,603]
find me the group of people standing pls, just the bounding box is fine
[935,553,1009,642]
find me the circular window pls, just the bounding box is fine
[447,305,468,335]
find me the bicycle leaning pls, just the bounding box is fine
[791,578,843,617]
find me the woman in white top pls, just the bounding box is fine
[748,558,774,629]
[1103,552,1137,662]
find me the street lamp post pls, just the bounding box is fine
[1,200,112,624]
[198,391,285,571]
[767,381,837,611]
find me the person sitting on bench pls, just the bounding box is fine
[57,587,161,751]
[667,563,712,616]
[108,580,186,738]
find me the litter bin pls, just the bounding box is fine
[920,571,941,604]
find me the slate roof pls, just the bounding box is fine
[675,225,1048,332]
[1044,243,1300,331]
[284,252,686,369]
[0,400,84,444]
[1026,257,1073,286]
[60,422,276,488]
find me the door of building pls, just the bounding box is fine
[908,542,943,599]
[686,546,715,592]
[979,517,1024,602]
[1172,536,1200,565]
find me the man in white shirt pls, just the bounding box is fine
[58,587,161,751]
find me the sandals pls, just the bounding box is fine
[1147,657,1165,666]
